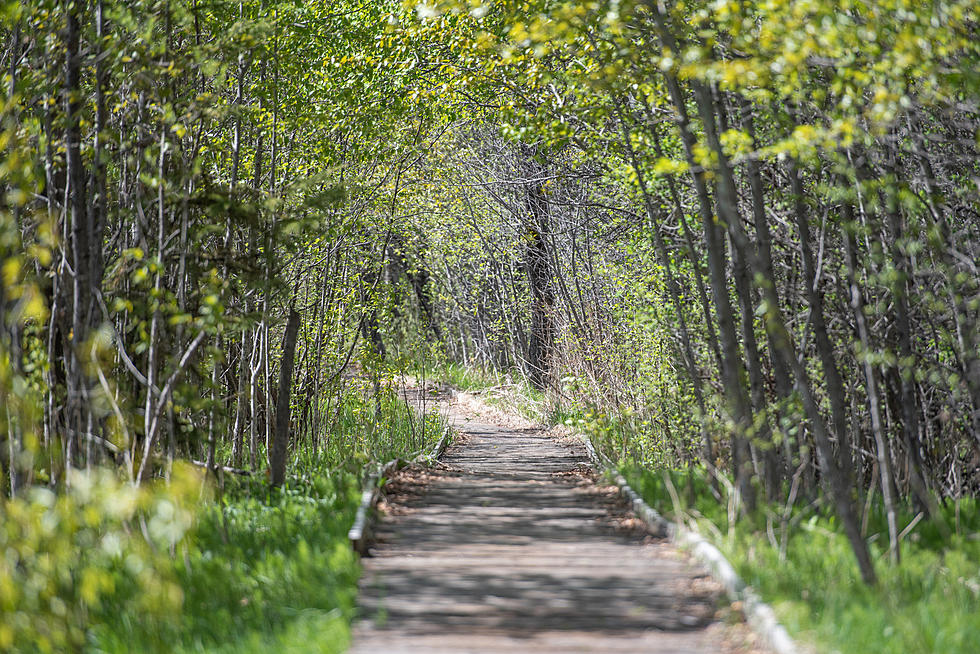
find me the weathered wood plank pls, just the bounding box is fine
[349,414,765,654]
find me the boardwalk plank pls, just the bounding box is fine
[350,414,759,654]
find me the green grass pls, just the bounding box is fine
[294,385,446,475]
[76,385,443,653]
[552,403,700,468]
[175,473,361,654]
[480,383,547,423]
[430,361,506,391]
[620,465,980,654]
[91,471,362,654]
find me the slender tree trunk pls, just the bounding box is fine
[905,115,980,441]
[612,94,713,466]
[843,204,901,564]
[522,151,554,390]
[651,57,755,509]
[65,0,91,472]
[853,154,948,533]
[270,308,301,488]
[788,161,850,457]
[739,102,795,495]
[643,110,723,377]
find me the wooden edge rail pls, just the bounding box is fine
[347,422,454,556]
[581,436,800,654]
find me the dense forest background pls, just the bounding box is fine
[1,0,978,651]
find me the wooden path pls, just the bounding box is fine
[350,410,761,653]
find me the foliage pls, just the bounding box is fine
[621,464,980,654]
[0,384,437,652]
[0,465,200,653]
[93,469,361,654]
[294,382,447,476]
[398,0,980,585]
[428,361,506,392]
[2,0,980,648]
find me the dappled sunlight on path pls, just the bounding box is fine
[349,402,764,653]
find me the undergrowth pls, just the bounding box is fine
[293,385,447,476]
[93,471,362,654]
[434,361,506,391]
[621,465,980,654]
[2,384,441,653]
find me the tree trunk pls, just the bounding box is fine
[270,308,301,488]
[65,0,91,471]
[843,206,901,564]
[523,152,554,390]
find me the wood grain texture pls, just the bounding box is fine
[350,414,762,654]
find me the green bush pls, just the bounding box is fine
[0,465,201,653]
[1,386,439,653]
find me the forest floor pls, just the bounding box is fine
[348,391,769,653]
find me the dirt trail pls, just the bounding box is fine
[349,396,764,653]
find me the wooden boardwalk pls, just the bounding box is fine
[350,412,760,653]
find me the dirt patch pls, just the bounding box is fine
[440,390,539,431]
[710,614,772,654]
[548,465,596,484]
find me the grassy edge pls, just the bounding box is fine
[618,465,980,654]
[83,388,446,654]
